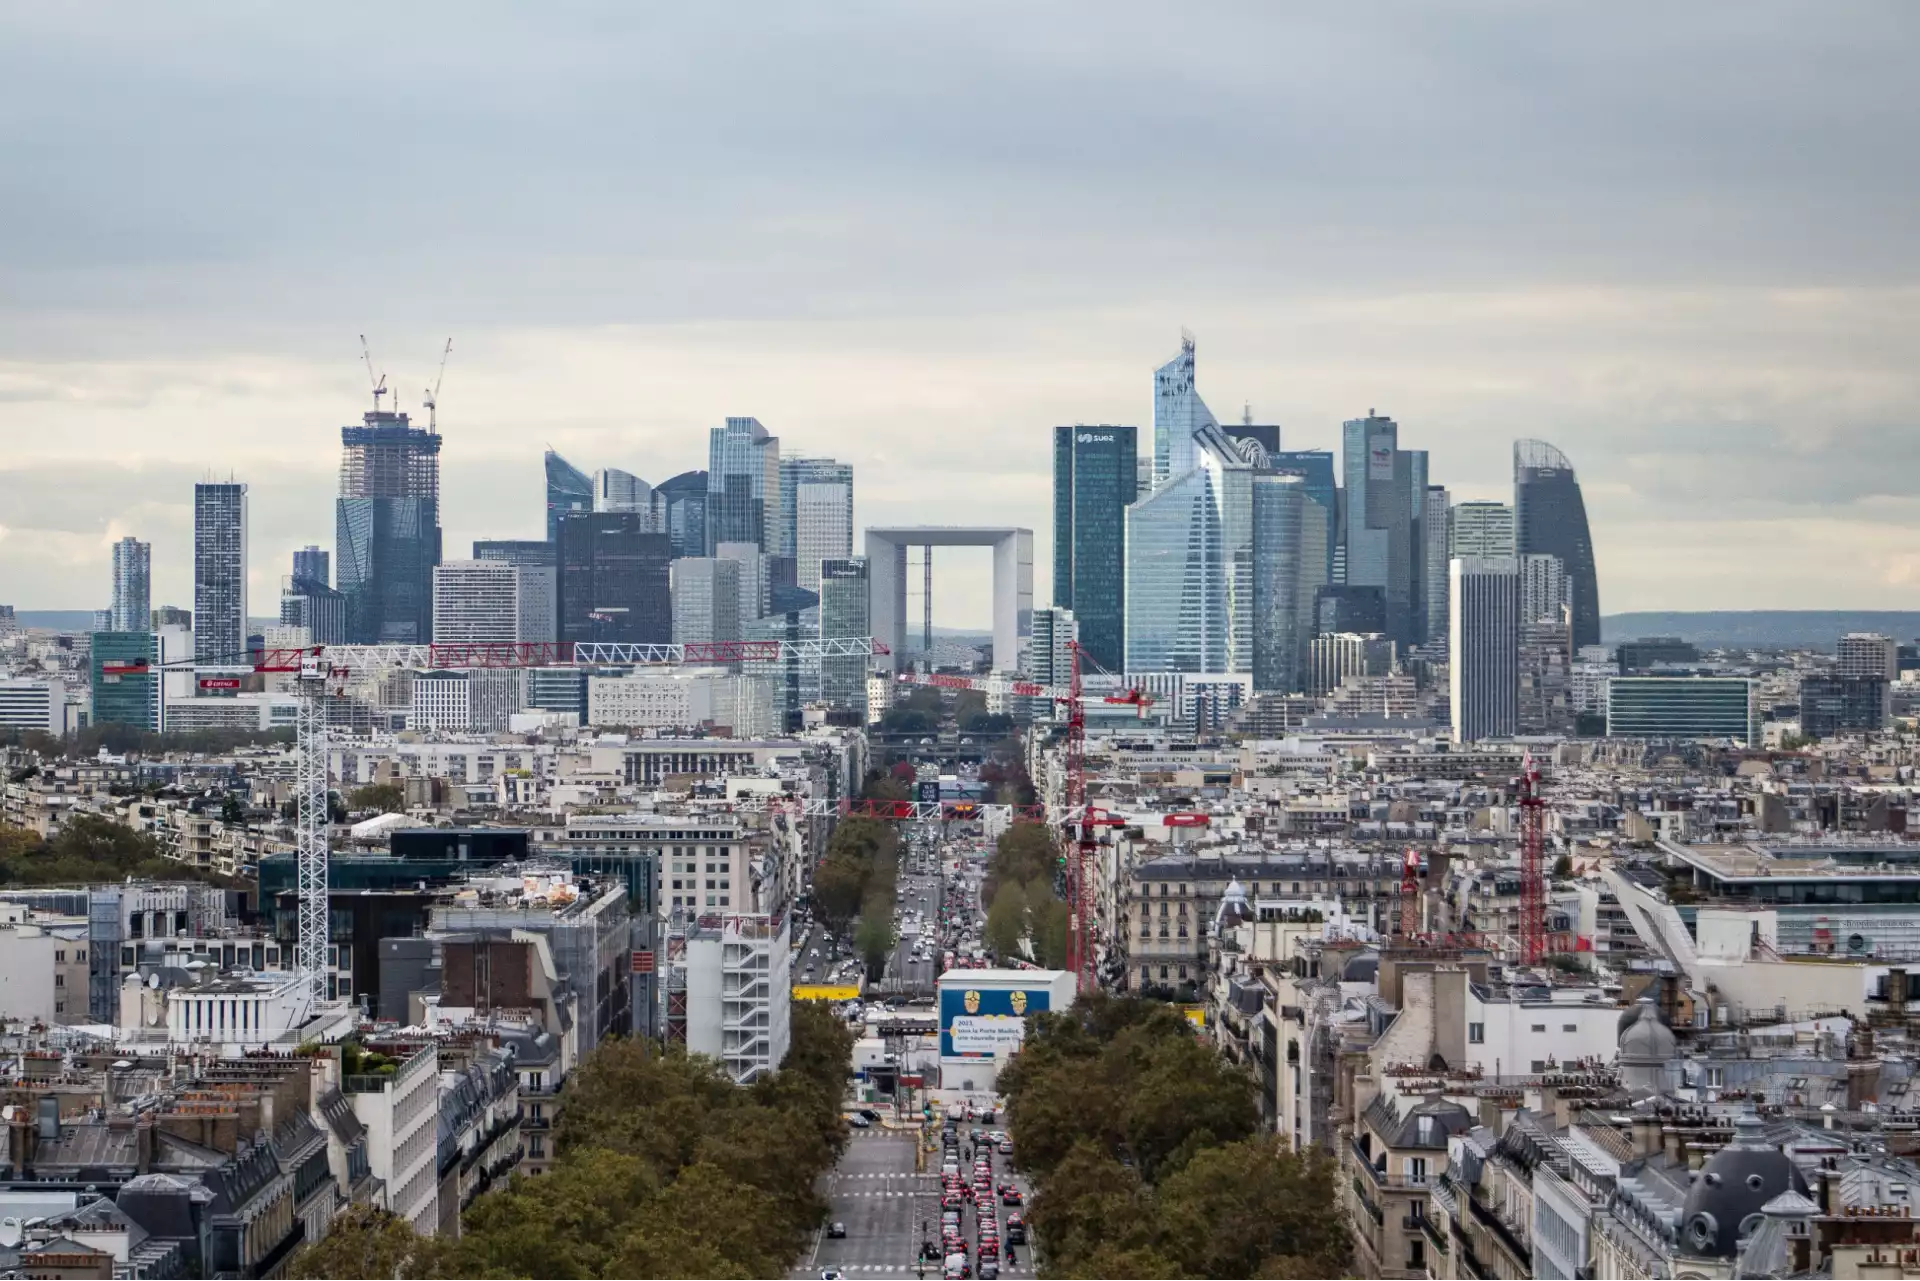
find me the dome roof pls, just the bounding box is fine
[1679,1111,1807,1258]
[1619,999,1677,1063]
[1619,995,1660,1034]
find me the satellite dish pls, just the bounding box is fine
[148,974,161,989]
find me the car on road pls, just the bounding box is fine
[977,1261,998,1279]
[943,1253,971,1279]
[1006,1212,1026,1243]
[821,1271,845,1281]
[846,1114,871,1128]
[826,1221,846,1239]
[858,1108,882,1122]
[1001,1186,1023,1206]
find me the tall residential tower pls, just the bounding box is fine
[192,482,247,662]
[109,537,151,633]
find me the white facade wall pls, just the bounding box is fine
[670,558,741,646]
[1465,994,1620,1077]
[0,679,64,733]
[794,481,853,595]
[0,929,62,1021]
[350,1045,442,1235]
[433,561,556,645]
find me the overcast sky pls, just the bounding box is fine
[2,2,1916,623]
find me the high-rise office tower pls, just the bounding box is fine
[192,482,247,662]
[1514,440,1600,650]
[1271,449,1337,582]
[779,457,854,560]
[1448,500,1516,559]
[557,512,672,644]
[1518,615,1574,735]
[707,417,780,553]
[655,470,709,560]
[593,468,654,518]
[1052,424,1136,672]
[1520,553,1570,624]
[1420,486,1450,648]
[1340,412,1424,648]
[337,412,441,644]
[292,545,330,589]
[716,542,769,626]
[1313,585,1387,636]
[1128,339,1272,676]
[545,450,594,543]
[432,560,557,644]
[1449,556,1519,743]
[1250,473,1329,692]
[1151,333,1219,489]
[790,466,854,595]
[817,558,869,713]
[670,558,742,646]
[109,537,151,634]
[1028,606,1077,688]
[1223,416,1281,457]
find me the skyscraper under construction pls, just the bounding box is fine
[336,410,442,643]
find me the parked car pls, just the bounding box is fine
[827,1222,846,1239]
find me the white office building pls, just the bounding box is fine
[793,479,853,595]
[716,542,768,626]
[1519,552,1570,625]
[409,670,522,733]
[586,668,775,735]
[1448,501,1516,560]
[0,678,66,734]
[677,913,792,1084]
[432,560,557,645]
[1449,556,1520,743]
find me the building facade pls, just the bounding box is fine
[432,560,556,645]
[338,413,442,644]
[110,537,151,634]
[1606,676,1755,743]
[1341,413,1427,648]
[707,417,780,553]
[193,483,247,662]
[1449,555,1519,743]
[556,512,672,645]
[1448,500,1516,559]
[91,632,163,732]
[544,450,594,544]
[817,558,870,713]
[1250,472,1330,692]
[1052,424,1136,672]
[1514,438,1601,650]
[669,558,742,646]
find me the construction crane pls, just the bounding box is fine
[1517,751,1548,965]
[163,635,887,1016]
[422,337,452,432]
[358,334,388,412]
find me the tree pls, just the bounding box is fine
[1027,892,1071,969]
[983,880,1028,960]
[288,1204,439,1279]
[348,782,406,813]
[855,916,892,979]
[1153,1139,1349,1279]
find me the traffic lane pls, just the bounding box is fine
[806,1132,934,1278]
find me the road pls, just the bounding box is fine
[798,1127,1036,1280]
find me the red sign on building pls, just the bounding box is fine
[630,950,655,974]
[198,678,243,690]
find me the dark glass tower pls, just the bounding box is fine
[1514,439,1600,650]
[557,512,672,644]
[545,450,594,544]
[1052,425,1135,672]
[337,412,441,644]
[1271,449,1337,582]
[654,470,709,560]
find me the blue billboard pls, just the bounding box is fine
[939,984,1051,1058]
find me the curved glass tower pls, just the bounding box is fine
[1513,439,1600,650]
[545,449,594,544]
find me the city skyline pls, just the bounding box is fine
[2,5,1917,624]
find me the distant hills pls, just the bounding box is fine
[1602,611,1920,650]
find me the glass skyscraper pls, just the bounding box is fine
[1250,473,1329,692]
[707,417,781,553]
[292,545,330,588]
[779,457,853,557]
[1340,413,1426,649]
[1151,333,1219,489]
[545,450,594,544]
[337,412,441,644]
[1051,424,1135,672]
[1270,449,1337,582]
[1514,439,1601,651]
[557,512,672,644]
[110,537,151,633]
[1126,426,1255,675]
[193,482,247,662]
[1449,556,1519,743]
[817,558,869,713]
[90,631,162,731]
[655,470,709,560]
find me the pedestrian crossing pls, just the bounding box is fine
[837,1172,938,1179]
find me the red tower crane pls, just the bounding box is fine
[1517,752,1547,966]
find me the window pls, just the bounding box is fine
[1468,1023,1485,1044]
[1531,1023,1546,1033]
[54,950,65,963]
[1563,1023,1577,1033]
[53,974,63,988]
[1407,1156,1428,1184]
